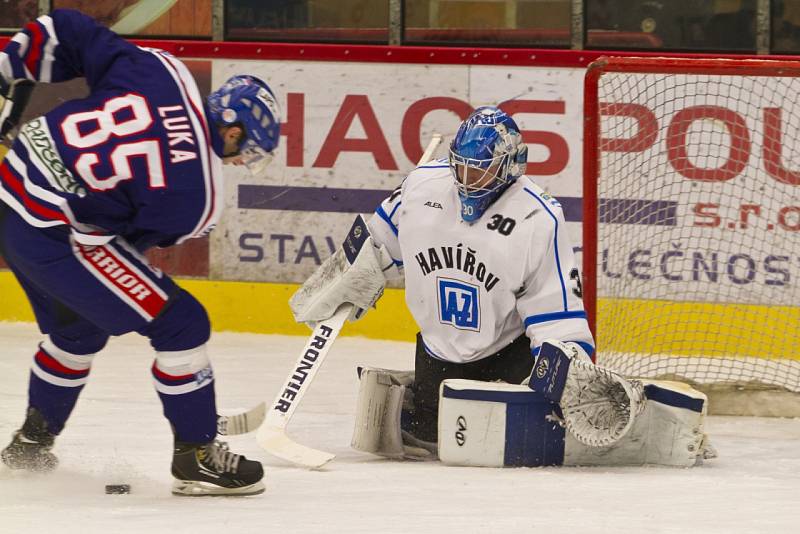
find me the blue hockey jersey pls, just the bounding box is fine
[0,9,224,250]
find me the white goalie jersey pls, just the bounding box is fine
[367,159,595,363]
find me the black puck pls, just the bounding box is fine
[105,484,131,494]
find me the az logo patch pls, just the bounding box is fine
[437,278,480,331]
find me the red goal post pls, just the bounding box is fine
[583,57,800,415]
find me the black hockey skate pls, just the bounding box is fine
[400,408,438,461]
[1,407,58,472]
[400,429,438,460]
[171,440,264,496]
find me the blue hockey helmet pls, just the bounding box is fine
[449,106,528,223]
[207,75,281,176]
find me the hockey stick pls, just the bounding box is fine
[420,133,443,167]
[217,404,266,436]
[254,134,444,468]
[256,303,350,468]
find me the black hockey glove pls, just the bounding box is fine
[0,77,35,141]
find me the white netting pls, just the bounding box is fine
[589,60,800,396]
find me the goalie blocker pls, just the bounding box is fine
[352,341,714,467]
[289,215,397,325]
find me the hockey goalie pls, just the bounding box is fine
[290,106,715,468]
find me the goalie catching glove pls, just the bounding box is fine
[290,215,394,325]
[0,77,34,142]
[529,340,645,448]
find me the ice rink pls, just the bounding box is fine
[1,321,799,534]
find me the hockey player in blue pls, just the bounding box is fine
[0,10,280,496]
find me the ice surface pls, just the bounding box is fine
[1,322,799,534]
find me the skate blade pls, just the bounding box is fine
[171,479,265,497]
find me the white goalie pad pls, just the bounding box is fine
[290,216,392,324]
[438,379,565,468]
[438,378,712,468]
[351,367,415,459]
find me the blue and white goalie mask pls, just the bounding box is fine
[449,106,528,222]
[207,75,281,176]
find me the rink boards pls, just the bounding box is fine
[0,48,798,358]
[3,270,798,363]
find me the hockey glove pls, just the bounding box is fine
[0,78,35,142]
[529,340,645,448]
[290,215,388,325]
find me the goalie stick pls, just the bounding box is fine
[255,134,444,468]
[419,133,443,167]
[256,303,350,468]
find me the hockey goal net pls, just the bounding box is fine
[584,57,800,415]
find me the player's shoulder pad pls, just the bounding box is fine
[417,155,449,169]
[402,157,452,190]
[411,156,450,176]
[517,177,567,221]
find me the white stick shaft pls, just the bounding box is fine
[262,304,350,430]
[419,134,442,166]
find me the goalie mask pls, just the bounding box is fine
[449,106,528,223]
[207,75,281,176]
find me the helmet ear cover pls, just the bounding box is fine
[508,144,528,180]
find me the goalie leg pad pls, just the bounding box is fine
[564,379,710,467]
[351,367,415,459]
[437,379,565,467]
